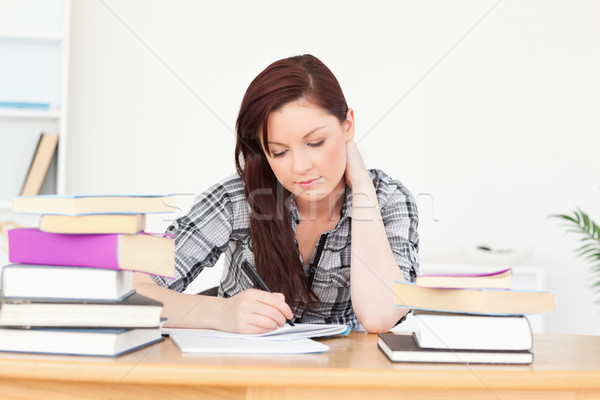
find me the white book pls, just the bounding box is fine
[171,335,329,354]
[378,333,533,364]
[413,311,532,351]
[0,292,162,328]
[0,327,163,357]
[1,264,133,301]
[162,323,350,341]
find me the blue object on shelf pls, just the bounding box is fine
[0,101,50,110]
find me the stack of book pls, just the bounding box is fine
[379,268,555,364]
[0,195,176,357]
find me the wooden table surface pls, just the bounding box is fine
[0,333,599,399]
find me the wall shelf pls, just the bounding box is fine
[0,109,61,119]
[0,0,70,204]
[0,33,64,41]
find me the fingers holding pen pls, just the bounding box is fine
[224,289,293,334]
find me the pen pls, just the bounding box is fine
[241,262,295,326]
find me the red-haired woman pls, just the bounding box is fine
[134,54,419,334]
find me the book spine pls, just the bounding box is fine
[8,228,120,270]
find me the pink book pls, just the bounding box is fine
[414,268,512,289]
[8,228,174,277]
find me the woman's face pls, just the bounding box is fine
[263,100,355,210]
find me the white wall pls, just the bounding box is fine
[67,1,600,335]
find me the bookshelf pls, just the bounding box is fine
[0,109,62,119]
[0,0,71,209]
[0,0,71,266]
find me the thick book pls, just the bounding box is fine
[0,327,163,357]
[20,133,59,196]
[393,281,554,315]
[0,292,163,328]
[39,213,146,234]
[163,323,350,341]
[1,264,133,301]
[7,228,174,277]
[378,333,533,364]
[171,335,329,354]
[415,268,512,289]
[413,311,532,351]
[12,194,176,215]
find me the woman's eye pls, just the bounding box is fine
[271,150,287,158]
[308,139,325,148]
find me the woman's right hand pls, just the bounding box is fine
[217,289,294,334]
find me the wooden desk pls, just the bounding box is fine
[0,333,598,400]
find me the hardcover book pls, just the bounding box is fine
[1,264,133,301]
[393,281,554,315]
[20,133,58,197]
[12,194,176,215]
[412,311,532,351]
[415,268,512,289]
[378,333,533,364]
[0,292,163,328]
[39,213,146,234]
[0,327,163,357]
[7,228,174,277]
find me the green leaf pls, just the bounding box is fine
[583,252,600,262]
[582,211,591,232]
[575,210,583,225]
[551,214,577,224]
[581,237,599,243]
[576,242,597,251]
[552,208,600,305]
[593,223,600,240]
[579,247,600,257]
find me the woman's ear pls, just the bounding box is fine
[344,108,355,143]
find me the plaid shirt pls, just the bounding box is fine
[152,169,419,329]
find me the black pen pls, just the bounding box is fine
[241,262,295,326]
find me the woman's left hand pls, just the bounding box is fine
[344,140,370,190]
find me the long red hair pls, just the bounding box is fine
[234,54,349,310]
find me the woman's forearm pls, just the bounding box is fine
[350,175,409,333]
[132,272,226,329]
[133,273,293,333]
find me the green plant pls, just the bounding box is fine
[552,208,600,302]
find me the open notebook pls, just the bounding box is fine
[165,323,350,354]
[163,323,350,341]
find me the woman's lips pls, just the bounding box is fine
[298,177,321,189]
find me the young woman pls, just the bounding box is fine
[133,54,419,334]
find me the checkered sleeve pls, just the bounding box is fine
[375,171,420,282]
[151,179,236,292]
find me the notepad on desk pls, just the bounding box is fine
[166,323,349,354]
[171,336,330,354]
[163,323,350,341]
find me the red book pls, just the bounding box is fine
[8,228,174,277]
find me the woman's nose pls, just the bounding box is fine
[291,150,312,174]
